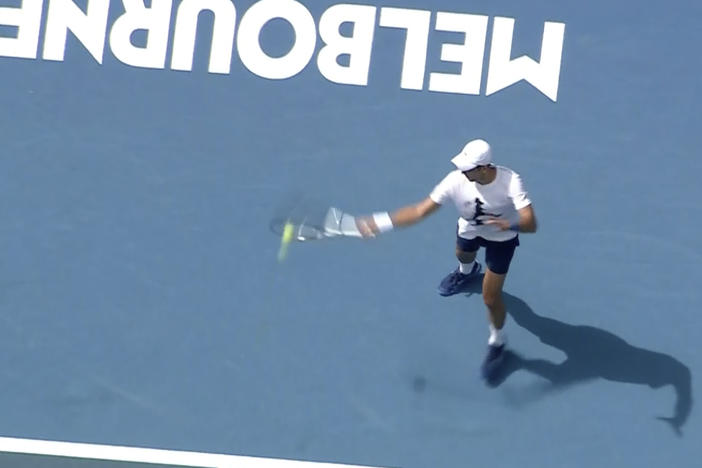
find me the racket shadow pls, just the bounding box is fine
[461,276,693,437]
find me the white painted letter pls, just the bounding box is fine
[0,0,43,59]
[237,0,316,80]
[317,4,376,86]
[428,12,488,95]
[486,17,565,102]
[109,0,173,69]
[171,0,237,74]
[43,0,111,63]
[378,7,430,91]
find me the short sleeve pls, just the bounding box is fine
[509,172,531,210]
[429,172,458,205]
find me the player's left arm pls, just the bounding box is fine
[515,204,537,233]
[484,204,537,232]
[485,171,537,233]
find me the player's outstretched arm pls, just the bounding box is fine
[356,197,440,238]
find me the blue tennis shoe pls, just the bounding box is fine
[480,343,506,381]
[437,262,482,296]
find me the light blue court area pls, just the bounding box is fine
[1,0,701,467]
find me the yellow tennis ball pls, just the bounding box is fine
[282,222,295,244]
[278,222,294,262]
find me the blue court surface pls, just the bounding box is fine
[1,0,701,467]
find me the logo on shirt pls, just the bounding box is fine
[467,198,501,225]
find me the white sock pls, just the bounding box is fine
[488,324,506,346]
[459,261,475,274]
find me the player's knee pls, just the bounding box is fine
[483,291,502,310]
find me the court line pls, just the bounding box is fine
[0,437,390,468]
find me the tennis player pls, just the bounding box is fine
[356,139,537,380]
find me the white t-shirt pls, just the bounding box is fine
[429,166,531,242]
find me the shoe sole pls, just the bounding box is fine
[437,289,459,297]
[437,275,481,296]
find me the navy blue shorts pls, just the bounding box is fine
[456,235,519,275]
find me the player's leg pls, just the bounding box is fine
[455,243,479,273]
[456,246,477,264]
[438,235,482,296]
[480,236,519,380]
[483,268,508,334]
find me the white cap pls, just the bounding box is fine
[450,139,492,171]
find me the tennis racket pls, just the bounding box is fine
[270,206,362,241]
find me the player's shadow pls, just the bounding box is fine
[462,277,693,436]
